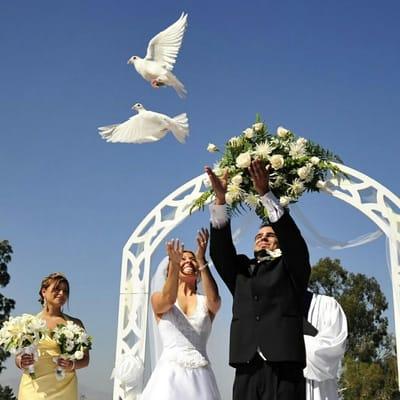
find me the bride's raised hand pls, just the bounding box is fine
[166,239,183,270]
[195,228,209,265]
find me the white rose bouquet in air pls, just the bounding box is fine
[0,314,48,378]
[52,321,92,380]
[192,116,343,220]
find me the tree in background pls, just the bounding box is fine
[309,257,399,399]
[0,240,16,400]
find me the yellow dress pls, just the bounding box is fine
[18,334,78,400]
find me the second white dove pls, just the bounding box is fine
[98,103,189,144]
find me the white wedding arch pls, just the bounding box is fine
[112,163,400,399]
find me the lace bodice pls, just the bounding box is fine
[158,295,212,368]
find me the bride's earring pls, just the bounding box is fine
[43,298,48,311]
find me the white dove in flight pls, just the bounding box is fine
[98,103,189,144]
[127,12,188,98]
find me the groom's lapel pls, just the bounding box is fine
[248,258,265,276]
[248,259,257,276]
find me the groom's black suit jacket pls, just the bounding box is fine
[210,212,311,368]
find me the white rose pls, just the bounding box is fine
[236,152,252,169]
[269,248,282,259]
[29,317,46,331]
[79,333,89,343]
[243,128,254,139]
[231,174,243,185]
[213,166,224,177]
[276,126,289,138]
[252,122,264,132]
[297,137,308,146]
[310,156,320,165]
[207,143,218,153]
[64,330,74,340]
[225,192,234,205]
[228,136,241,147]
[316,180,327,189]
[279,196,291,207]
[269,154,285,170]
[297,165,314,182]
[74,350,84,360]
[65,340,74,352]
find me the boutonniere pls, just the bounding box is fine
[257,248,282,263]
[267,249,282,259]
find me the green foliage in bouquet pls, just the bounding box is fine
[192,116,343,220]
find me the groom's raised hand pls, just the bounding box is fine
[248,160,270,196]
[204,166,228,205]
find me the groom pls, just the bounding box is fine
[206,160,310,400]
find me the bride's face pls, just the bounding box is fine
[179,251,198,281]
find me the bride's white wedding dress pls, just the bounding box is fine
[141,294,221,400]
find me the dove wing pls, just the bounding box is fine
[145,12,188,71]
[103,114,161,144]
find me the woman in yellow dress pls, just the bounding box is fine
[16,272,90,399]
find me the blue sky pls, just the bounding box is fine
[1,0,399,398]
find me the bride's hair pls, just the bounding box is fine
[182,250,196,259]
[38,272,70,305]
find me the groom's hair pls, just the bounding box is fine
[254,221,273,241]
[259,221,272,229]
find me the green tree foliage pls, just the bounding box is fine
[309,257,388,361]
[309,257,399,399]
[0,240,16,399]
[0,386,16,400]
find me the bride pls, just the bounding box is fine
[141,228,222,400]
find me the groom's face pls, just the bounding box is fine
[254,226,279,252]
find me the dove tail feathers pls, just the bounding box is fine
[98,124,119,141]
[170,113,189,143]
[165,71,187,98]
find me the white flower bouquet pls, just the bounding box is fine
[52,321,92,381]
[193,116,343,220]
[0,314,48,378]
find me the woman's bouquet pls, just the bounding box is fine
[52,321,92,380]
[193,117,343,220]
[0,314,48,378]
